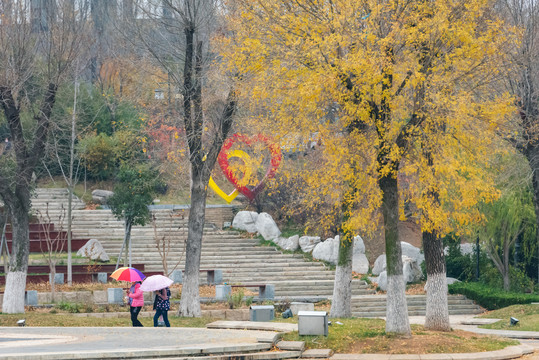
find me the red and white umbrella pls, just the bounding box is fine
[140,274,174,292]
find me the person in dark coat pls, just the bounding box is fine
[153,287,170,327]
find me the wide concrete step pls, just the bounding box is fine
[353,308,484,317]
[350,294,483,317]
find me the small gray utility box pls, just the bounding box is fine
[250,305,275,321]
[298,311,328,336]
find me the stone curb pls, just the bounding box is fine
[330,344,534,360]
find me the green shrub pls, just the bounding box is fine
[57,301,84,313]
[78,133,119,180]
[443,234,493,282]
[509,267,536,293]
[448,282,539,310]
[226,289,245,309]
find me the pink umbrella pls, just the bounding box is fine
[140,274,174,292]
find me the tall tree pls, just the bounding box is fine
[128,0,236,316]
[479,187,535,290]
[224,0,513,335]
[0,0,87,313]
[499,0,539,284]
[108,164,160,268]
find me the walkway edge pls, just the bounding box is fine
[330,344,534,360]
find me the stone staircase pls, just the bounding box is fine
[28,188,374,299]
[27,188,484,317]
[351,294,483,317]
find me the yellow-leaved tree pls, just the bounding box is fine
[222,0,515,335]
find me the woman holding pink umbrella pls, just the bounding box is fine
[140,274,174,327]
[153,287,171,327]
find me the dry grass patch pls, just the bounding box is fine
[280,318,518,354]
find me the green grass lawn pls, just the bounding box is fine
[479,304,539,331]
[0,312,214,328]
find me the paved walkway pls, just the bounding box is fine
[0,327,278,360]
[0,315,537,360]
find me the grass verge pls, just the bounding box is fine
[479,304,539,331]
[0,312,214,328]
[280,318,519,354]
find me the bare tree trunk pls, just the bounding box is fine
[503,240,510,291]
[379,175,411,336]
[526,148,539,284]
[1,220,9,274]
[2,199,30,314]
[423,230,450,331]
[66,78,78,286]
[330,234,353,318]
[50,264,56,301]
[179,168,207,317]
[123,221,132,267]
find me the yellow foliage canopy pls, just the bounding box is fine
[222,0,517,237]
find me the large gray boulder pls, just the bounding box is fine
[352,253,369,274]
[298,236,321,253]
[312,236,340,265]
[275,235,299,251]
[77,239,110,262]
[372,254,386,275]
[443,242,476,256]
[372,242,424,276]
[352,236,368,274]
[372,254,423,283]
[376,271,388,291]
[353,235,365,253]
[401,241,424,265]
[402,255,423,283]
[232,211,259,233]
[255,212,281,240]
[459,243,475,256]
[92,189,114,205]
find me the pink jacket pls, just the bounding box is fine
[128,283,144,307]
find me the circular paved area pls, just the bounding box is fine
[0,327,276,359]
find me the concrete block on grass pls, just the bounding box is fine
[107,288,124,304]
[171,270,183,284]
[93,290,107,304]
[216,284,231,300]
[96,272,107,284]
[290,302,314,315]
[259,284,275,300]
[49,273,64,284]
[25,290,38,306]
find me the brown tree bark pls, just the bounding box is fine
[0,84,58,313]
[423,230,450,331]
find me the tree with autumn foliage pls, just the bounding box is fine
[223,0,514,335]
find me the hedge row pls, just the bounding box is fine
[448,282,539,310]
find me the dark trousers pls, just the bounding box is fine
[154,308,170,327]
[130,306,143,327]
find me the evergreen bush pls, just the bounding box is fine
[448,282,539,310]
